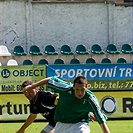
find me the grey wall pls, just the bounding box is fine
[0,1,132,53]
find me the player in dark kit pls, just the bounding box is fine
[16,80,58,133]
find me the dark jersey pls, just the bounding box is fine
[30,91,58,127]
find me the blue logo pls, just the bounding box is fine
[1,69,10,78]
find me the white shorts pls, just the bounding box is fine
[43,124,54,132]
[54,122,90,133]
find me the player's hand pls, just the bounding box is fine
[90,112,96,122]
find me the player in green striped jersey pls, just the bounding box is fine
[23,76,110,133]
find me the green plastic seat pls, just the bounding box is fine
[13,45,27,55]
[23,59,33,65]
[106,44,120,54]
[44,45,58,55]
[70,58,80,64]
[76,44,89,54]
[121,44,133,54]
[38,59,49,65]
[117,58,127,63]
[91,44,104,54]
[101,58,111,64]
[54,58,65,64]
[60,45,74,55]
[29,45,43,55]
[86,58,96,64]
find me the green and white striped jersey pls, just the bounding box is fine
[48,77,107,124]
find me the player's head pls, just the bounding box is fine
[21,80,38,101]
[73,76,88,99]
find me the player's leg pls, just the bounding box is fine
[40,124,54,133]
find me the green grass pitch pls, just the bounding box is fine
[0,120,133,133]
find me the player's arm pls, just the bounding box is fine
[23,77,51,92]
[88,93,107,123]
[100,122,110,133]
[88,94,110,133]
[23,77,73,93]
[47,77,73,92]
[16,113,37,133]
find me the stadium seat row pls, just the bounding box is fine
[0,57,129,66]
[0,43,133,56]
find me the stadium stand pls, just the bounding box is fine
[106,44,120,54]
[29,45,43,55]
[86,58,96,64]
[54,58,65,64]
[13,45,27,55]
[121,43,133,54]
[70,58,80,64]
[0,45,11,56]
[60,44,74,55]
[44,45,58,55]
[117,57,127,63]
[91,44,104,54]
[23,59,33,65]
[7,59,18,66]
[124,0,133,2]
[101,57,111,64]
[75,44,89,55]
[38,59,49,65]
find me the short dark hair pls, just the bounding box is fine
[74,76,87,86]
[21,80,33,90]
